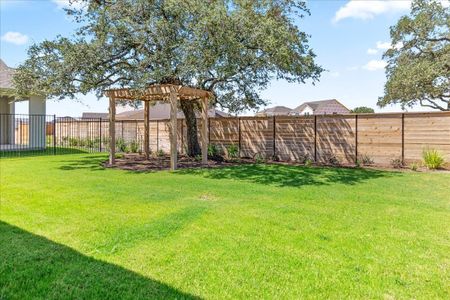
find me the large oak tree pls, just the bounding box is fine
[378,0,450,111]
[14,0,323,155]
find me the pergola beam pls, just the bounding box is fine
[201,96,209,165]
[169,88,178,170]
[144,100,150,160]
[109,96,116,165]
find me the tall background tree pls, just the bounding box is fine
[13,0,322,156]
[351,106,374,113]
[378,0,449,111]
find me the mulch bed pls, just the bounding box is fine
[103,153,449,173]
[103,153,252,171]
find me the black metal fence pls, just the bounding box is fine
[0,114,108,157]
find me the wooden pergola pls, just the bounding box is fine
[104,84,213,170]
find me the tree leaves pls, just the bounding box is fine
[378,0,450,111]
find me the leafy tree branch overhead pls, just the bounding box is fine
[378,0,450,111]
[13,0,323,156]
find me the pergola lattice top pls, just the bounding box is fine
[105,84,213,101]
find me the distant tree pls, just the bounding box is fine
[378,0,449,111]
[351,106,374,113]
[13,0,323,156]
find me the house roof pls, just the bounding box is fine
[115,102,228,120]
[292,99,350,115]
[0,59,15,90]
[256,106,292,115]
[81,112,109,119]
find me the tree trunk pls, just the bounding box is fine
[180,100,201,157]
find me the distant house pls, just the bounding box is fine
[81,112,109,120]
[290,99,350,116]
[115,102,229,120]
[255,106,292,117]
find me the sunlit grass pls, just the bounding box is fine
[1,154,449,299]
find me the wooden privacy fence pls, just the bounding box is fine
[54,111,450,166]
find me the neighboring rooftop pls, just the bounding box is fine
[81,112,109,119]
[291,99,350,115]
[0,59,15,91]
[255,106,292,116]
[83,102,229,120]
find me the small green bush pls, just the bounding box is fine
[297,154,311,164]
[254,153,265,164]
[422,149,444,170]
[208,144,220,157]
[391,158,403,169]
[116,138,127,153]
[156,149,165,157]
[129,140,140,153]
[410,162,419,171]
[359,154,374,166]
[324,154,340,166]
[226,144,239,159]
[305,159,313,167]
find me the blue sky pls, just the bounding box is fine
[1,0,447,116]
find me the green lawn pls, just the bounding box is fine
[1,154,449,299]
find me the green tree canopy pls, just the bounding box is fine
[351,106,374,113]
[13,0,323,155]
[378,0,450,111]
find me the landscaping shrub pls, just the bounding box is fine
[226,144,239,159]
[391,158,404,169]
[305,159,313,167]
[410,162,419,171]
[254,153,266,164]
[297,154,311,164]
[156,149,165,157]
[208,144,224,161]
[116,138,127,153]
[359,154,374,166]
[323,154,340,166]
[422,149,445,170]
[129,140,140,153]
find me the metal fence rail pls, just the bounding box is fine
[0,114,107,157]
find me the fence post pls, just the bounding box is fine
[401,113,405,164]
[238,117,241,157]
[181,120,184,154]
[99,118,102,152]
[272,116,276,160]
[355,114,358,164]
[314,115,317,162]
[156,120,159,151]
[53,115,56,155]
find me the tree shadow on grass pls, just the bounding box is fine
[0,221,200,299]
[57,155,107,171]
[176,164,397,188]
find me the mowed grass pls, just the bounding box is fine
[0,154,449,299]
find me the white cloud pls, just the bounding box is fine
[1,31,29,45]
[375,41,391,50]
[333,0,411,23]
[52,0,85,10]
[363,59,387,71]
[367,41,403,55]
[329,71,340,78]
[367,48,378,55]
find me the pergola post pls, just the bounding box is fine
[144,100,150,160]
[109,96,116,165]
[201,96,209,165]
[169,89,178,170]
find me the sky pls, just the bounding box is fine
[1,0,448,116]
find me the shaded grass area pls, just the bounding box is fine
[1,154,449,299]
[0,147,91,158]
[0,222,199,299]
